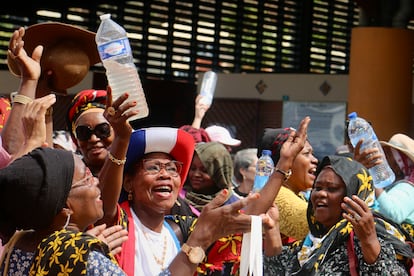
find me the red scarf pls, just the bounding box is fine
[115,201,136,276]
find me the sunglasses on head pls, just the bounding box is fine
[75,122,111,141]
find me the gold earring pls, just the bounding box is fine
[128,190,133,201]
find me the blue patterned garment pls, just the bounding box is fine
[0,248,125,275]
[0,248,33,276]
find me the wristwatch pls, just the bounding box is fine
[275,167,292,182]
[181,243,205,264]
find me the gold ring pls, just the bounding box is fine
[107,106,116,116]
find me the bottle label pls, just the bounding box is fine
[98,37,132,60]
[253,175,269,192]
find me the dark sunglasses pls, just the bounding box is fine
[75,122,111,141]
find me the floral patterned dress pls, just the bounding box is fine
[0,229,125,276]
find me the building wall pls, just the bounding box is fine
[1,70,413,149]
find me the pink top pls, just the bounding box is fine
[0,137,11,169]
[178,189,200,216]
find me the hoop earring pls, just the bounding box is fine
[128,190,133,201]
[63,213,71,229]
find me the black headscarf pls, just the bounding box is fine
[307,155,374,236]
[0,147,74,233]
[295,155,413,274]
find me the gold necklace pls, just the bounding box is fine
[143,230,168,269]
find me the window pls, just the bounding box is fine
[0,0,361,86]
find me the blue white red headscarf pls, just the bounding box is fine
[124,127,195,187]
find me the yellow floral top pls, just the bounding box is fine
[29,229,124,275]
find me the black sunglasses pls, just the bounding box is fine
[75,122,111,141]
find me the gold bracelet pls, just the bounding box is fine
[108,152,126,166]
[13,94,33,105]
[275,167,292,182]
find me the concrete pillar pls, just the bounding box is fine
[347,27,414,140]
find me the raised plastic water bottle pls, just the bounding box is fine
[347,112,395,188]
[253,149,274,192]
[199,71,217,106]
[96,13,149,121]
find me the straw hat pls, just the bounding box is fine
[7,22,101,93]
[380,134,414,162]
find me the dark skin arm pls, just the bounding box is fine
[261,203,282,257]
[3,27,43,155]
[168,190,260,275]
[10,94,56,161]
[96,87,138,226]
[244,116,310,215]
[191,94,210,129]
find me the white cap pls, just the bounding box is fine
[205,125,241,146]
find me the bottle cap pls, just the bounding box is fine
[348,112,357,119]
[100,14,111,20]
[262,149,272,156]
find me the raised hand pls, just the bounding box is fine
[7,94,56,163]
[98,86,138,226]
[353,140,383,169]
[21,94,56,149]
[341,195,380,264]
[3,27,46,156]
[8,27,42,81]
[245,116,311,215]
[261,203,280,231]
[188,189,260,250]
[103,86,137,140]
[278,116,311,169]
[191,94,210,129]
[261,203,282,256]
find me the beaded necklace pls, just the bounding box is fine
[142,228,168,270]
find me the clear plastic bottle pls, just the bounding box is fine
[347,112,395,188]
[199,71,217,106]
[95,13,149,121]
[253,149,274,192]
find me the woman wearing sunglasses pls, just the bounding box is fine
[66,89,115,176]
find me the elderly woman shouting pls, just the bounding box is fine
[264,155,413,275]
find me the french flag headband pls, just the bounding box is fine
[125,127,195,186]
